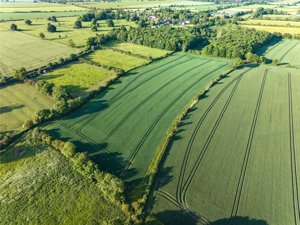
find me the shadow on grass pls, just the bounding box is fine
[255,36,282,56]
[153,210,269,225]
[0,104,25,114]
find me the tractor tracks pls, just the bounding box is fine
[228,69,268,225]
[175,68,252,208]
[288,72,300,225]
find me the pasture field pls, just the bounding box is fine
[0,18,137,48]
[239,19,300,27]
[109,42,172,59]
[0,83,54,134]
[38,62,116,93]
[75,1,214,9]
[0,3,85,13]
[86,49,150,71]
[0,11,88,21]
[0,31,78,76]
[263,39,300,67]
[241,24,300,35]
[46,54,233,185]
[0,134,127,224]
[152,65,300,225]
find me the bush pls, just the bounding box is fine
[13,67,27,80]
[25,19,32,25]
[106,19,114,27]
[47,24,57,33]
[35,80,54,95]
[10,23,17,31]
[74,20,82,29]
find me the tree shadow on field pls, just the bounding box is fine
[153,210,269,225]
[0,104,25,114]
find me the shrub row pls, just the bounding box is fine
[78,57,125,75]
[31,128,127,207]
[111,48,151,60]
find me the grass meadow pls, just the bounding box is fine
[0,31,78,76]
[46,54,232,188]
[109,41,172,59]
[0,83,54,134]
[86,49,150,71]
[152,65,300,225]
[38,62,116,93]
[0,18,137,48]
[0,134,127,224]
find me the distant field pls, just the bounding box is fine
[47,54,232,185]
[0,135,127,224]
[0,83,54,134]
[263,39,300,67]
[240,19,300,27]
[152,65,300,225]
[39,62,116,93]
[0,18,137,48]
[0,11,88,21]
[75,0,213,9]
[86,49,150,71]
[0,31,78,76]
[110,42,172,59]
[0,3,86,12]
[241,24,300,35]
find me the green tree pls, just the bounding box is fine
[91,25,97,32]
[74,20,82,29]
[47,24,57,33]
[13,67,27,80]
[39,32,45,39]
[10,23,17,31]
[68,39,75,47]
[106,19,114,27]
[25,19,32,25]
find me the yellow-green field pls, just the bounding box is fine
[241,24,300,34]
[240,19,300,27]
[0,3,86,12]
[39,62,116,93]
[86,49,149,71]
[0,83,54,134]
[0,18,137,48]
[0,31,78,76]
[110,42,172,59]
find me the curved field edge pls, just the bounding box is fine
[143,67,236,222]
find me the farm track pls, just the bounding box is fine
[64,54,189,129]
[279,42,299,63]
[229,69,268,225]
[102,61,211,142]
[121,63,228,177]
[175,68,252,208]
[76,60,209,136]
[179,70,245,209]
[288,72,300,225]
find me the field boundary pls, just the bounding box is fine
[143,66,237,224]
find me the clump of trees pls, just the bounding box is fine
[48,16,57,22]
[47,24,57,32]
[74,20,82,29]
[202,26,277,60]
[25,19,32,25]
[10,23,17,31]
[13,67,27,80]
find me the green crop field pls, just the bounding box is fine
[0,31,78,76]
[46,54,232,186]
[152,65,300,225]
[0,11,88,21]
[0,3,86,13]
[86,49,150,71]
[0,83,54,134]
[109,41,172,59]
[0,134,127,224]
[263,39,300,67]
[38,62,116,93]
[241,24,300,35]
[239,19,300,27]
[0,18,137,48]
